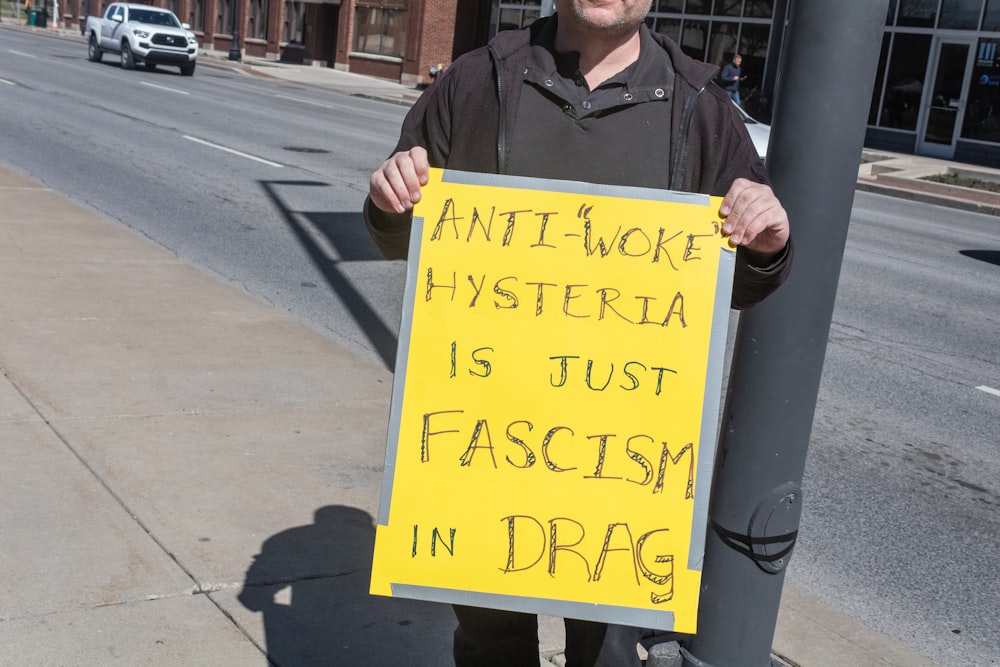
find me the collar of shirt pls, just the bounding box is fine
[523,18,675,115]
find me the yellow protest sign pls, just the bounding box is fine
[370,169,734,633]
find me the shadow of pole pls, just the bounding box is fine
[259,180,399,369]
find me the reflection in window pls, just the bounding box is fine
[869,34,891,126]
[649,17,681,42]
[880,33,931,131]
[708,21,739,66]
[655,0,684,11]
[248,0,268,39]
[716,0,742,16]
[680,19,708,60]
[188,0,204,31]
[283,0,303,43]
[897,0,937,27]
[492,1,542,34]
[218,0,232,35]
[354,6,407,58]
[961,39,1000,142]
[984,0,1000,29]
[686,0,711,14]
[938,0,984,28]
[744,0,772,18]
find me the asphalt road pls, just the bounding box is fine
[2,26,999,665]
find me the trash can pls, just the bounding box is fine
[34,9,47,28]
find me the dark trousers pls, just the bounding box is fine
[453,605,643,667]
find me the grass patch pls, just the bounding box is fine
[923,172,1000,194]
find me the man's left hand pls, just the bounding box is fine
[719,178,790,261]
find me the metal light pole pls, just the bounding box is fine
[681,0,889,665]
[227,0,240,61]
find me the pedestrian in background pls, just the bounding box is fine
[721,52,746,106]
[364,1,793,664]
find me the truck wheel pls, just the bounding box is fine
[180,62,195,76]
[121,41,135,70]
[87,34,102,62]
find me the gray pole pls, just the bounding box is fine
[682,1,889,665]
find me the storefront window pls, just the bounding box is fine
[961,39,1000,142]
[938,0,984,28]
[188,0,204,31]
[248,0,268,39]
[744,0,772,18]
[869,34,891,126]
[685,0,711,14]
[983,0,1000,29]
[218,0,232,35]
[283,0,304,43]
[708,21,739,65]
[492,1,542,34]
[880,33,932,131]
[654,0,684,11]
[354,5,407,58]
[898,0,937,27]
[679,19,708,60]
[649,17,681,42]
[716,0,742,16]
[886,0,898,24]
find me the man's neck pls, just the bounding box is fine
[555,21,643,89]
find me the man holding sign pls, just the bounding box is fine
[365,0,792,664]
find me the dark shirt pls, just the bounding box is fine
[721,62,741,92]
[510,21,675,189]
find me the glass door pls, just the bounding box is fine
[917,38,976,159]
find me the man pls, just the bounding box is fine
[721,53,745,106]
[365,1,792,664]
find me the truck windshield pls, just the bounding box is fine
[129,10,180,27]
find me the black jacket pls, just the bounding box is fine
[364,17,791,309]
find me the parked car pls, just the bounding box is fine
[733,102,771,160]
[85,3,198,76]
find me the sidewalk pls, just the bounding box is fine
[0,21,978,667]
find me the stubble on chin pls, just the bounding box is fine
[562,1,653,36]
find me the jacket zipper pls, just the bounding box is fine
[490,46,507,175]
[670,84,707,191]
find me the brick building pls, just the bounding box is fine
[61,0,499,87]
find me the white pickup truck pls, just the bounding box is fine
[85,3,198,76]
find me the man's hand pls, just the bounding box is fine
[719,178,790,261]
[369,147,430,214]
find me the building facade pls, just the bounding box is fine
[55,0,1000,165]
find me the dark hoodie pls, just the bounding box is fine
[364,16,791,309]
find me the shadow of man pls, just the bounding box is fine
[239,505,456,666]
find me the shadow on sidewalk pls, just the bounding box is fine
[260,180,399,370]
[238,506,455,666]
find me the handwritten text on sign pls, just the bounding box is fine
[370,169,734,633]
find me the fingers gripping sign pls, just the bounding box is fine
[370,146,431,215]
[718,178,790,261]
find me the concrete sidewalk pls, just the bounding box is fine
[0,166,943,666]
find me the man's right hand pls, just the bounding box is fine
[369,147,430,214]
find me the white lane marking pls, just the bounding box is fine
[140,81,190,95]
[275,93,340,110]
[7,49,37,58]
[183,135,284,168]
[976,385,1000,398]
[0,78,15,86]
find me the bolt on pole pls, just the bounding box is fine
[682,1,890,665]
